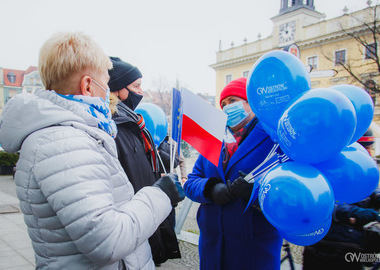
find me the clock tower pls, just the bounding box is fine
[272,0,324,46]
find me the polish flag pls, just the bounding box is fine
[181,88,227,166]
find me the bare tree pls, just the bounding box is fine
[323,2,380,102]
[144,76,172,115]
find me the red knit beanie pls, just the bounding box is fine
[219,77,247,108]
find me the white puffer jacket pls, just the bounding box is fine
[0,89,172,269]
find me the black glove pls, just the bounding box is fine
[203,177,234,205]
[210,183,234,205]
[230,176,254,202]
[349,207,380,228]
[153,173,185,206]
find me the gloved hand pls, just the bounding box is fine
[210,182,234,205]
[153,173,185,206]
[349,207,380,228]
[230,172,254,201]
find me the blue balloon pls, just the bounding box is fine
[135,103,168,147]
[349,142,370,155]
[258,161,334,235]
[277,88,356,164]
[247,50,311,130]
[260,121,278,142]
[313,145,380,204]
[281,217,332,246]
[331,84,374,144]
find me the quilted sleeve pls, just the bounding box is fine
[32,128,171,264]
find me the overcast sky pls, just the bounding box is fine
[0,0,370,95]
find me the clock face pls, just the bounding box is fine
[279,21,296,43]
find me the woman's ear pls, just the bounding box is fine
[80,75,93,96]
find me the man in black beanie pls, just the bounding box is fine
[109,56,144,110]
[108,56,182,266]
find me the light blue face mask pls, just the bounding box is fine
[92,79,110,108]
[223,101,249,128]
[104,88,110,108]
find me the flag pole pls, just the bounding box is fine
[170,140,177,173]
[169,88,174,173]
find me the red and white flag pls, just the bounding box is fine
[181,88,227,166]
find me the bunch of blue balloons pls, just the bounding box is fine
[135,103,168,147]
[247,50,379,246]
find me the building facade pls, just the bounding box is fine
[210,0,380,108]
[0,66,43,112]
[0,68,3,110]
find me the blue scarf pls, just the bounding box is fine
[58,93,117,138]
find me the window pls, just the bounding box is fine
[365,79,377,104]
[243,71,249,78]
[226,74,232,85]
[9,89,17,98]
[307,56,318,70]
[7,72,16,83]
[365,43,376,60]
[335,50,346,66]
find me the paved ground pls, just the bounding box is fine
[0,154,304,269]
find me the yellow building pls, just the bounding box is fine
[210,0,380,108]
[0,68,3,111]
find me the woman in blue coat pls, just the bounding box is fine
[184,77,283,269]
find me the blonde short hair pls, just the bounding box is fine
[38,32,112,92]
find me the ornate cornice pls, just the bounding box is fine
[298,25,372,49]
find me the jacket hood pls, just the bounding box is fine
[0,89,98,153]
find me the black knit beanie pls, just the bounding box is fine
[108,56,143,92]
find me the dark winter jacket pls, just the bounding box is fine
[112,101,181,264]
[113,102,158,191]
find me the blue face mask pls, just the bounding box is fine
[223,101,249,128]
[92,78,110,108]
[104,88,110,108]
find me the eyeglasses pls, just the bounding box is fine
[91,78,110,93]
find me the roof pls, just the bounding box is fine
[3,69,25,87]
[24,66,38,74]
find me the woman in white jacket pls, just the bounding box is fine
[0,32,184,270]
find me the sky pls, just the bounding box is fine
[0,0,371,95]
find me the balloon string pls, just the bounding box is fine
[157,151,167,175]
[244,143,280,183]
[245,145,290,184]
